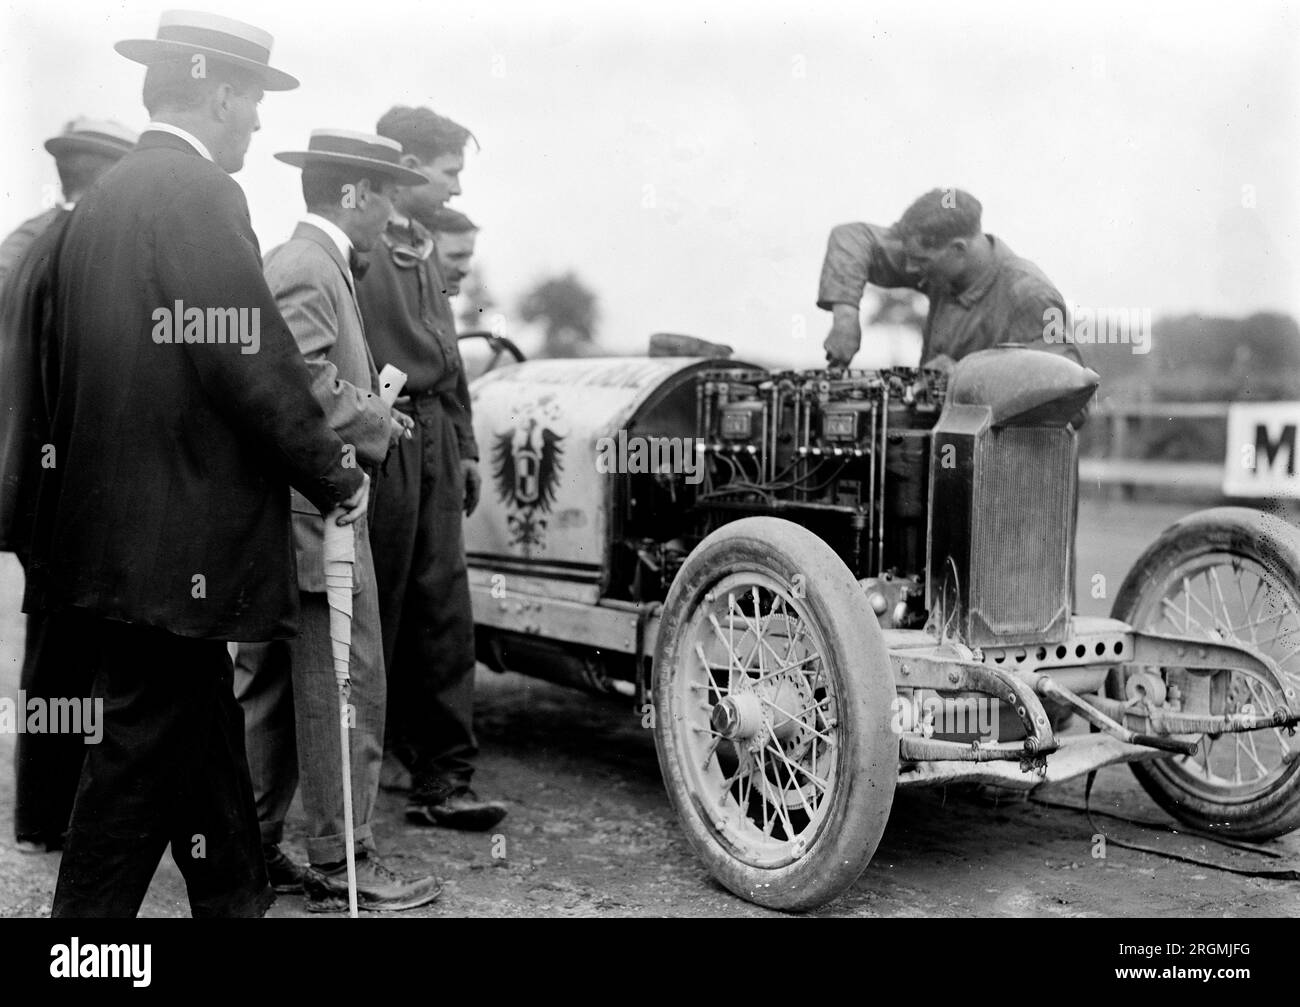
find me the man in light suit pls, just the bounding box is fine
[234,130,440,912]
[31,12,368,919]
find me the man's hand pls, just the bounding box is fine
[824,304,862,368]
[922,353,955,375]
[334,472,370,526]
[462,459,481,517]
[389,409,414,447]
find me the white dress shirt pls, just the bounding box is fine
[301,213,353,264]
[144,121,214,163]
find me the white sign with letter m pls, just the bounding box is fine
[1224,402,1300,498]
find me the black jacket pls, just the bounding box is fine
[23,130,364,640]
[0,207,68,561]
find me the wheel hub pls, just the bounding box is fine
[711,676,811,744]
[711,692,764,740]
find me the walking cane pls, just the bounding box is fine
[322,513,359,918]
[321,365,407,919]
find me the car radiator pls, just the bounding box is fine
[930,418,1076,647]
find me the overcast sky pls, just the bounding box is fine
[2,0,1296,366]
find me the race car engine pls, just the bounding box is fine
[692,366,946,628]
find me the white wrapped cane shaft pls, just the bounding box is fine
[323,506,359,917]
[322,513,355,688]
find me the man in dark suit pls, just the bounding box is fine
[26,11,367,918]
[0,118,136,855]
[234,129,441,911]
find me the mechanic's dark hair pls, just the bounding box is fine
[301,163,389,214]
[377,105,475,162]
[142,57,262,117]
[54,151,118,201]
[896,188,983,249]
[426,207,478,235]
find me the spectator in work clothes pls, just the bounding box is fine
[356,105,506,830]
[26,11,368,918]
[233,128,441,911]
[425,206,478,297]
[0,118,136,854]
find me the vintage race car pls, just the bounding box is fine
[459,333,1300,911]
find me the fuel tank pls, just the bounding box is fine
[946,345,1098,426]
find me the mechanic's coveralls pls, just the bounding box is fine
[355,215,480,799]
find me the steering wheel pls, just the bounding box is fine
[458,330,526,375]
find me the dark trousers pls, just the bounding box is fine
[51,613,272,918]
[13,608,96,846]
[370,394,477,796]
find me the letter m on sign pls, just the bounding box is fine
[1223,403,1300,498]
[1255,423,1297,476]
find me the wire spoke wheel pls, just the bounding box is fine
[1112,507,1300,839]
[1143,553,1299,796]
[680,578,838,866]
[653,518,897,910]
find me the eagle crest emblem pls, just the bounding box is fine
[492,416,565,553]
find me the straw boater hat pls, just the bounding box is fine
[44,118,138,160]
[114,9,299,91]
[274,130,429,187]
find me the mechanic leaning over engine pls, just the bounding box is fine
[819,188,1087,376]
[819,186,1091,656]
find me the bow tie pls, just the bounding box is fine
[348,248,369,279]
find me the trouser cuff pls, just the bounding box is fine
[307,825,377,867]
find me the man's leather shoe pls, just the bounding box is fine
[405,786,507,831]
[263,843,307,894]
[304,855,443,912]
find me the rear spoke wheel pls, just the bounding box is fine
[1111,507,1300,839]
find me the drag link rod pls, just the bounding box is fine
[1086,693,1297,737]
[1026,672,1199,756]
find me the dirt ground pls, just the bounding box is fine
[2,498,1298,917]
